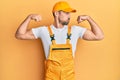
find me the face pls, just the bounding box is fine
[58,11,71,25]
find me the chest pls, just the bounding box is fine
[41,29,78,46]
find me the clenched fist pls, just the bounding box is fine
[28,14,42,22]
[77,15,90,23]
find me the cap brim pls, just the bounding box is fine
[62,8,76,13]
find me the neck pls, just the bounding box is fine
[53,17,64,28]
[53,22,64,29]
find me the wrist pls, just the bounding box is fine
[87,16,93,23]
[86,16,91,21]
[27,14,32,20]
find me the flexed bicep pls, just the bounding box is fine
[82,29,101,41]
[15,14,42,40]
[15,29,37,40]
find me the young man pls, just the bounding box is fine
[15,1,104,80]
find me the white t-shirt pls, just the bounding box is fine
[32,24,87,59]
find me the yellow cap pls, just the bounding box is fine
[52,1,76,13]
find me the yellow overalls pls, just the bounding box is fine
[45,26,75,80]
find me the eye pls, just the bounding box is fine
[62,11,69,14]
[66,12,69,14]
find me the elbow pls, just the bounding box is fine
[15,33,23,40]
[15,30,26,40]
[98,36,104,40]
[15,34,21,39]
[96,35,104,40]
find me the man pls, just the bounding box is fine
[15,1,104,80]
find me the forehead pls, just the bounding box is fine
[59,10,70,14]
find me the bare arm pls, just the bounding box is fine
[15,14,41,40]
[77,15,104,41]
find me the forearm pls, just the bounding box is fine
[87,16,104,38]
[16,15,31,35]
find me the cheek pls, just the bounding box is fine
[60,16,69,21]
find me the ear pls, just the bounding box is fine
[54,11,59,17]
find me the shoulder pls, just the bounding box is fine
[32,25,47,30]
[31,26,49,38]
[32,25,48,32]
[70,25,87,38]
[71,25,87,31]
[31,25,48,34]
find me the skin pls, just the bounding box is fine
[15,11,104,41]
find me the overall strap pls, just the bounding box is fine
[66,26,72,44]
[48,25,71,45]
[48,26,56,45]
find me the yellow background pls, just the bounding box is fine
[0,0,119,80]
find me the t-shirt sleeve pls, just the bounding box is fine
[31,26,44,39]
[73,25,87,39]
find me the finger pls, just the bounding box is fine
[35,16,40,22]
[39,16,42,21]
[77,16,80,24]
[78,17,82,23]
[34,17,38,21]
[37,15,42,21]
[79,18,82,23]
[36,18,40,22]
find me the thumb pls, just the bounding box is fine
[77,17,82,24]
